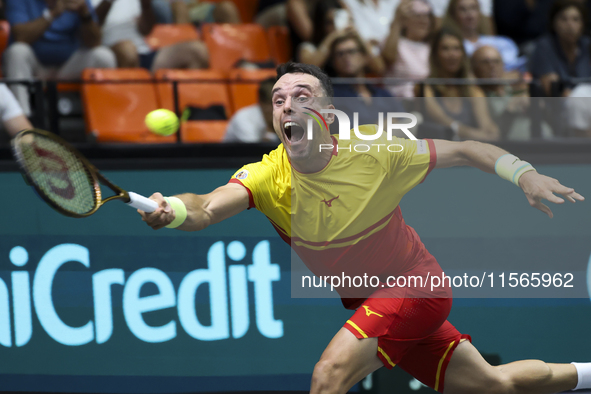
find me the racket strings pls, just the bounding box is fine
[16,134,98,215]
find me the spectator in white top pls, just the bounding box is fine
[298,0,384,75]
[566,84,591,137]
[93,0,209,71]
[341,0,399,49]
[443,0,526,71]
[382,0,434,97]
[223,78,278,143]
[429,0,492,28]
[0,83,33,139]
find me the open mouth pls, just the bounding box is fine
[283,121,306,143]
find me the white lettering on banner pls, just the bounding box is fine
[123,268,177,343]
[227,241,249,339]
[250,241,283,338]
[178,241,229,341]
[93,269,124,344]
[33,244,95,346]
[12,271,32,347]
[0,278,10,347]
[1,240,283,347]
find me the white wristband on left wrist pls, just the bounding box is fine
[495,154,536,186]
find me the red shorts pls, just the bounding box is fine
[344,296,471,393]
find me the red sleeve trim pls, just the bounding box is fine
[228,178,256,209]
[420,139,437,184]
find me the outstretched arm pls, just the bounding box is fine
[138,183,250,231]
[432,139,585,218]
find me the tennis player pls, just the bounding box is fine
[138,62,590,394]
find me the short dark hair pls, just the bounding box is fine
[258,77,276,104]
[331,33,367,57]
[276,61,334,98]
[549,0,588,34]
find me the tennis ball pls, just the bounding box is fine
[145,109,179,136]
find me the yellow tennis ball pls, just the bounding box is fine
[145,109,179,136]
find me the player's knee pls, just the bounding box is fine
[493,371,516,394]
[482,364,551,394]
[312,358,346,393]
[465,368,514,394]
[499,361,553,392]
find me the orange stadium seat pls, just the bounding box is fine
[180,120,229,143]
[202,24,271,70]
[145,24,200,50]
[82,68,176,143]
[207,0,259,23]
[0,21,10,78]
[155,69,232,143]
[267,26,292,64]
[229,68,276,111]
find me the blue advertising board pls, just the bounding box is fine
[1,165,590,393]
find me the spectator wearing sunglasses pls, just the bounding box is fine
[330,33,404,126]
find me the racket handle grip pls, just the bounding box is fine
[127,192,158,213]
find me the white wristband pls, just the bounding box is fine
[164,197,187,229]
[495,154,536,186]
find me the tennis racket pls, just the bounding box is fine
[12,128,158,218]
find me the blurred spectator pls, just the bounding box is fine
[431,0,493,30]
[443,0,525,71]
[256,0,287,28]
[0,83,32,139]
[495,0,591,49]
[151,0,240,24]
[4,0,116,116]
[298,0,384,75]
[94,0,208,71]
[223,78,278,143]
[423,28,499,141]
[529,0,590,96]
[382,0,434,97]
[566,83,591,137]
[331,33,404,125]
[341,0,399,50]
[297,0,347,67]
[472,45,552,139]
[494,0,553,48]
[286,0,319,59]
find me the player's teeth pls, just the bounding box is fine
[284,121,297,128]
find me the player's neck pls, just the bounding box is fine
[291,134,334,174]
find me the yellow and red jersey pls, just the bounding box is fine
[229,125,443,308]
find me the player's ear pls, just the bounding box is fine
[324,103,336,124]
